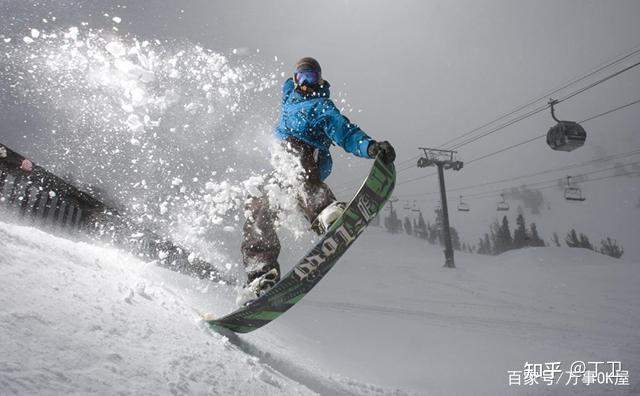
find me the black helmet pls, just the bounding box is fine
[295,57,321,74]
[294,57,323,91]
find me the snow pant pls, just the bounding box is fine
[241,137,336,283]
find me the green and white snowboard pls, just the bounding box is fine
[206,154,395,333]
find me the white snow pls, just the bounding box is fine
[1,218,638,395]
[105,41,126,58]
[0,221,314,395]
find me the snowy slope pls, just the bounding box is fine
[1,219,639,395]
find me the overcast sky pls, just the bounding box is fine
[3,0,640,189]
[2,0,640,253]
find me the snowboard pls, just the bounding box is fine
[205,154,395,333]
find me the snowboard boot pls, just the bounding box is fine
[237,261,281,306]
[311,201,346,235]
[247,267,280,296]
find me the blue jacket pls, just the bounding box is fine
[274,78,373,181]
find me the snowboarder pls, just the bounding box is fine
[241,57,395,296]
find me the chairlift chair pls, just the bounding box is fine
[411,200,421,213]
[457,195,470,212]
[564,176,586,202]
[496,193,510,211]
[546,99,587,152]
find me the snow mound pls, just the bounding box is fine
[0,222,310,395]
[0,221,408,395]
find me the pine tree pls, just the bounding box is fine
[404,216,413,235]
[513,213,528,249]
[417,212,427,239]
[450,227,461,251]
[565,229,580,248]
[490,220,501,253]
[427,222,438,244]
[493,216,513,254]
[385,209,401,234]
[551,232,561,247]
[599,237,624,258]
[477,238,486,254]
[483,233,492,255]
[579,233,593,250]
[529,223,545,247]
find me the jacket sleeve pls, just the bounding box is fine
[313,99,373,158]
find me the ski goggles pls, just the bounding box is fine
[295,69,321,86]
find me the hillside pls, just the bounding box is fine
[1,220,639,395]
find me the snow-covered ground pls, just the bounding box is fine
[1,219,639,395]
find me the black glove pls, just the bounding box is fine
[367,140,396,164]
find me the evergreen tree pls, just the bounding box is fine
[492,216,513,254]
[483,233,492,255]
[579,233,594,250]
[477,238,486,254]
[565,229,580,248]
[501,216,513,250]
[417,212,427,239]
[385,209,401,234]
[490,220,501,253]
[450,227,461,251]
[513,213,528,249]
[529,223,545,247]
[427,222,438,244]
[404,216,413,235]
[599,237,624,258]
[551,232,561,247]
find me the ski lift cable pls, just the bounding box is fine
[464,169,639,202]
[462,96,640,165]
[447,60,640,151]
[338,74,640,195]
[438,44,640,150]
[460,160,640,200]
[436,42,640,150]
[448,104,549,151]
[452,171,638,204]
[466,135,546,165]
[457,150,640,195]
[407,166,640,204]
[578,98,640,124]
[450,159,640,199]
[555,61,640,105]
[391,98,640,192]
[393,142,640,192]
[342,49,640,192]
[394,149,640,199]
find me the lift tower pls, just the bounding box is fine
[417,148,463,268]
